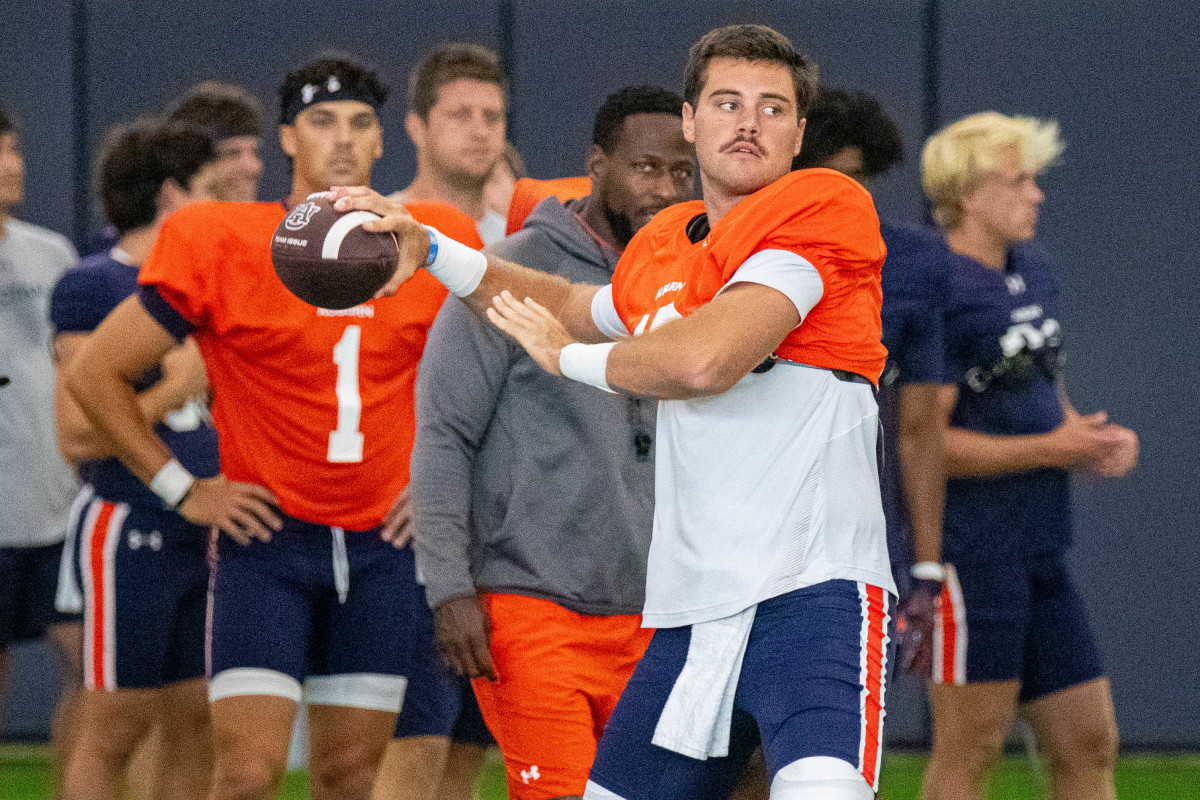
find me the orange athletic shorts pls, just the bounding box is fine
[472,592,653,800]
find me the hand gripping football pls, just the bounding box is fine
[270,193,399,309]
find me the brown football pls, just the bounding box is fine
[270,193,399,310]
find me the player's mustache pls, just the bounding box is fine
[720,136,763,155]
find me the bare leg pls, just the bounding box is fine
[208,694,296,800]
[729,747,769,800]
[124,725,163,800]
[62,688,159,800]
[158,678,213,800]
[922,680,1021,800]
[370,736,451,800]
[308,704,397,800]
[1022,678,1118,800]
[437,742,488,800]
[47,622,83,800]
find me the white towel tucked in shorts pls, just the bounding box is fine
[651,604,758,759]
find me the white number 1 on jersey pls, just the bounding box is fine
[328,325,364,463]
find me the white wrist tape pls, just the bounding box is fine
[910,561,946,581]
[149,458,196,508]
[559,342,617,393]
[423,226,487,297]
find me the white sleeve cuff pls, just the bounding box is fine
[559,342,617,393]
[149,458,196,508]
[590,284,629,340]
[424,226,488,297]
[718,249,824,321]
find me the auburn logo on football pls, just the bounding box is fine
[285,201,322,232]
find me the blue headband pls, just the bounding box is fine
[282,74,381,124]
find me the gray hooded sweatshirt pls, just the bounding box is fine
[411,197,655,615]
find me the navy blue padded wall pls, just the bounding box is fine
[508,1,928,225]
[0,0,77,238]
[81,0,500,232]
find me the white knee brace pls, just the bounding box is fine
[770,756,874,800]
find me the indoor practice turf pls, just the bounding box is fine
[1,746,1197,799]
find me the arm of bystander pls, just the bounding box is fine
[54,331,207,466]
[411,297,515,681]
[938,384,1135,478]
[66,297,281,542]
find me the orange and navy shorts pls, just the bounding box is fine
[471,592,653,800]
[68,493,208,690]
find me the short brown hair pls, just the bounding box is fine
[683,25,817,119]
[168,81,262,141]
[99,120,217,234]
[407,43,507,120]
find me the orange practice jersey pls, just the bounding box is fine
[506,176,592,235]
[139,199,483,530]
[611,168,888,383]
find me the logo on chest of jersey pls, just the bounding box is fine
[965,316,1062,393]
[1010,304,1043,324]
[284,201,322,231]
[317,305,374,318]
[655,281,686,301]
[1005,274,1027,295]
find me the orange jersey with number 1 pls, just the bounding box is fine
[139,199,483,530]
[612,168,887,383]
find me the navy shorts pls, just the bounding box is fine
[71,494,209,690]
[588,580,893,799]
[0,541,80,648]
[393,583,495,746]
[934,552,1104,702]
[208,515,418,711]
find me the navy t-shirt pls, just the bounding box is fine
[49,251,220,512]
[876,223,952,590]
[942,242,1072,561]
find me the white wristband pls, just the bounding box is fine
[910,561,946,581]
[149,458,196,508]
[423,226,487,297]
[559,342,617,393]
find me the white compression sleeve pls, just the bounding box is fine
[424,226,488,297]
[559,342,617,393]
